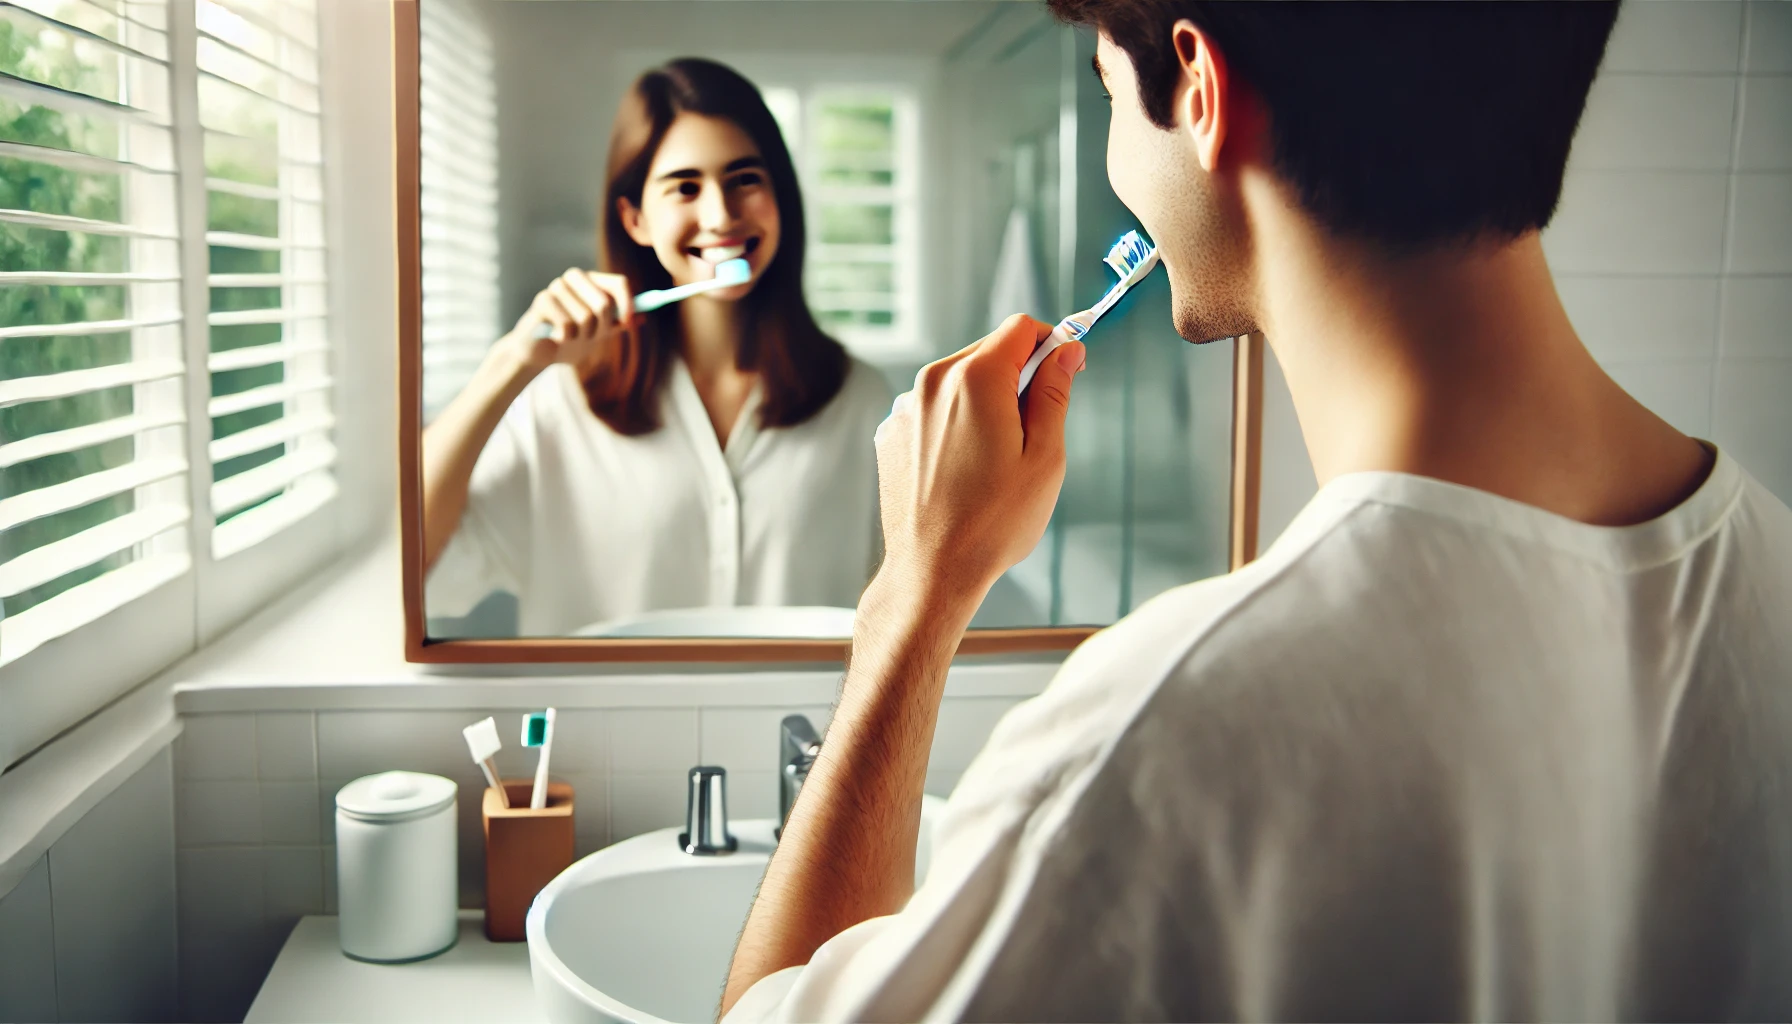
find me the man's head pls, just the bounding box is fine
[1048,0,1621,345]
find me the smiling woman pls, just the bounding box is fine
[419,58,893,639]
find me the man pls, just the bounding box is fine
[722,2,1792,1019]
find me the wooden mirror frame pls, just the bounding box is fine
[391,0,1263,663]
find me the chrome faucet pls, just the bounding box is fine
[777,714,821,839]
[678,765,737,855]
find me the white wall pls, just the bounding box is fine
[167,697,1025,1022]
[1259,0,1792,546]
[0,750,177,1024]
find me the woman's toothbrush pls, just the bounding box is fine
[462,717,510,809]
[522,709,557,810]
[532,258,750,339]
[1016,231,1160,395]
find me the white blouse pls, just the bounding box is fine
[426,356,893,635]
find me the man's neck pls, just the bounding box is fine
[1255,221,1711,527]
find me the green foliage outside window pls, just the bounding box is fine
[1,8,292,619]
[0,16,135,618]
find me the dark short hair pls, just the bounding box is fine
[595,58,847,435]
[1047,0,1620,253]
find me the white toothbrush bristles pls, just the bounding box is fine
[1102,230,1157,284]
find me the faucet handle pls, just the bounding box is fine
[678,766,738,855]
[780,714,820,764]
[777,715,822,839]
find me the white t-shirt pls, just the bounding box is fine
[731,446,1792,1021]
[427,355,892,635]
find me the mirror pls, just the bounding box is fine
[394,0,1260,659]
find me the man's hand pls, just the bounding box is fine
[873,314,1087,615]
[718,316,1084,1021]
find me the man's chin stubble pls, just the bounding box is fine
[1173,302,1259,346]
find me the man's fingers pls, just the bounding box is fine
[1021,340,1084,456]
[982,314,1055,375]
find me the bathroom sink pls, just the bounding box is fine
[527,796,945,1024]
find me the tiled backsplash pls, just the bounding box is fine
[170,697,1022,1021]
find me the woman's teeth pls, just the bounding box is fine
[698,245,747,263]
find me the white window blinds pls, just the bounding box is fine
[0,0,190,662]
[195,0,332,557]
[417,0,499,421]
[1,0,335,668]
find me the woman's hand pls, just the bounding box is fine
[501,268,637,373]
[870,314,1085,618]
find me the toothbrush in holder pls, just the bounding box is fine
[522,709,557,810]
[1016,231,1160,396]
[532,258,750,340]
[463,717,510,809]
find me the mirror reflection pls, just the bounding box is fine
[418,0,1234,640]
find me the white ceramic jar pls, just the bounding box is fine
[335,771,458,962]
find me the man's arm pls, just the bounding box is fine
[719,316,1087,1018]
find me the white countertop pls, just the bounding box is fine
[246,912,545,1024]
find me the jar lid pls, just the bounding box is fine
[335,771,457,823]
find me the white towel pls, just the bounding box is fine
[986,206,1042,333]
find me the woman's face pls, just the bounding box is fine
[620,112,781,300]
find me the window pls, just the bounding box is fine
[763,85,920,360]
[0,0,339,768]
[196,0,333,556]
[416,0,498,421]
[1,0,187,661]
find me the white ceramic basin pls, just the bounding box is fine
[527,796,945,1024]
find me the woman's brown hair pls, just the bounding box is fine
[588,58,849,435]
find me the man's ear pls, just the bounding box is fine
[617,196,651,247]
[1171,19,1229,173]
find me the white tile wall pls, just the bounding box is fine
[1737,75,1792,171]
[48,750,179,1023]
[1555,277,1720,362]
[0,856,58,1023]
[1257,0,1792,547]
[1574,74,1736,171]
[1543,171,1730,275]
[0,750,179,1023]
[1714,356,1792,500]
[1603,0,1743,74]
[1727,174,1792,273]
[1746,0,1792,73]
[1721,275,1792,356]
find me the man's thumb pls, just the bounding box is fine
[1022,340,1083,452]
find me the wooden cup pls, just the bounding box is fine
[481,781,574,942]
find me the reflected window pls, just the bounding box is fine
[763,85,920,362]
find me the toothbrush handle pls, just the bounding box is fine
[530,715,554,810]
[480,759,510,809]
[530,749,549,810]
[1017,322,1079,396]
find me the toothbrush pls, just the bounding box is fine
[1016,231,1160,395]
[522,709,557,810]
[532,258,751,340]
[462,717,510,809]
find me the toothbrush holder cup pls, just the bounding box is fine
[481,780,574,942]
